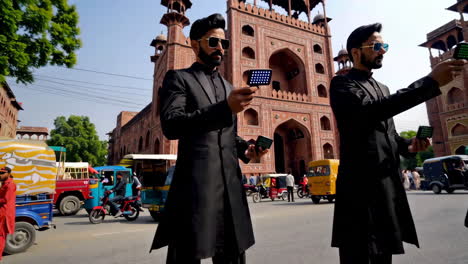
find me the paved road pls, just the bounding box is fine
[6,190,468,264]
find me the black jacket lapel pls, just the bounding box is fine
[190,67,216,104]
[353,79,378,100]
[221,76,232,97]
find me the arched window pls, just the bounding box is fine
[145,130,150,149]
[320,116,331,130]
[452,123,468,136]
[447,87,464,104]
[431,40,447,52]
[269,48,307,95]
[313,44,323,54]
[242,47,255,59]
[447,35,457,50]
[315,63,325,74]
[455,145,467,155]
[242,25,254,37]
[317,84,327,98]
[242,71,249,86]
[323,143,334,159]
[138,136,143,152]
[244,108,259,126]
[154,138,160,154]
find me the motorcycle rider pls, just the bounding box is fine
[132,172,144,212]
[107,172,127,217]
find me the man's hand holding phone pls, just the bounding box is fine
[245,136,273,160]
[409,126,433,153]
[429,43,468,86]
[227,87,258,113]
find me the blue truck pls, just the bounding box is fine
[0,138,62,254]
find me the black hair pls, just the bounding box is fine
[189,13,226,40]
[346,23,382,62]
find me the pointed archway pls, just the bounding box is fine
[273,119,312,181]
[269,48,307,95]
[455,145,467,155]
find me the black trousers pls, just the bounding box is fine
[287,186,294,202]
[339,246,392,264]
[166,245,246,264]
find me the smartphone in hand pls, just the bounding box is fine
[255,135,273,153]
[453,43,468,60]
[416,126,433,139]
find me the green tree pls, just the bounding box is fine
[47,116,107,166]
[0,0,81,84]
[399,130,434,169]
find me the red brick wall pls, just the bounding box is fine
[0,84,19,138]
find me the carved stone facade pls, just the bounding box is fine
[16,127,49,141]
[0,82,22,138]
[108,0,339,179]
[420,0,468,156]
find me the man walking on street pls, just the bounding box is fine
[286,170,295,202]
[0,167,16,261]
[151,13,267,264]
[330,23,465,264]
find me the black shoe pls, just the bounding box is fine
[114,211,123,218]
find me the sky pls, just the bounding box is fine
[6,0,460,140]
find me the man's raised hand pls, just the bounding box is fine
[227,87,258,113]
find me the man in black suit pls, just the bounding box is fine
[330,23,465,264]
[150,13,267,264]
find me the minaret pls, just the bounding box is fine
[160,0,191,46]
[333,47,352,76]
[150,33,167,63]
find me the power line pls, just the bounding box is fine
[30,83,147,105]
[33,74,152,91]
[58,66,153,80]
[12,84,147,107]
[35,78,151,97]
[12,85,144,110]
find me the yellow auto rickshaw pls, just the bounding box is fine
[307,159,339,204]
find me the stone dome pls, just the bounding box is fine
[338,49,348,56]
[156,34,167,42]
[313,14,324,24]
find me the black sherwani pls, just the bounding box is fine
[150,63,254,259]
[330,68,440,254]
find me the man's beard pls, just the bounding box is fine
[361,53,383,69]
[198,47,223,68]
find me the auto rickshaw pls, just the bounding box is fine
[83,166,133,214]
[422,155,468,194]
[252,174,288,202]
[118,154,176,221]
[307,159,339,204]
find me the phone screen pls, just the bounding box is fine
[247,69,272,86]
[416,126,433,139]
[453,43,468,60]
[255,136,273,152]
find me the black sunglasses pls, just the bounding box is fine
[200,37,230,49]
[0,172,6,175]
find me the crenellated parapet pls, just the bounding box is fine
[228,0,326,35]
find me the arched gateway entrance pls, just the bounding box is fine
[273,119,312,182]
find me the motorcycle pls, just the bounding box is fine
[89,191,140,224]
[297,182,310,198]
[243,184,257,196]
[251,184,269,203]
